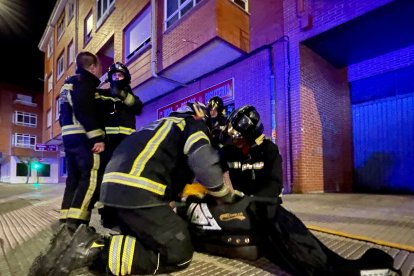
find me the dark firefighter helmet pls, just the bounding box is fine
[227,105,264,144]
[207,96,225,117]
[107,62,131,84]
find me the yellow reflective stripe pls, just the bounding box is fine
[121,236,136,276]
[119,126,135,135]
[98,94,122,102]
[183,131,210,154]
[59,209,68,219]
[86,129,105,139]
[105,127,135,135]
[60,83,73,93]
[61,125,86,136]
[207,185,230,198]
[103,172,166,196]
[80,153,99,210]
[130,120,173,176]
[67,208,91,221]
[123,93,134,106]
[109,235,124,276]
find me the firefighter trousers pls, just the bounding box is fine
[60,137,102,225]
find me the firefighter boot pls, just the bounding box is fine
[28,224,75,276]
[50,224,106,276]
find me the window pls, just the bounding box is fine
[16,163,29,177]
[14,111,37,127]
[13,133,36,149]
[57,13,65,40]
[165,0,203,29]
[55,97,60,121]
[38,163,51,177]
[97,0,115,28]
[84,11,94,45]
[47,109,52,128]
[67,1,74,23]
[57,52,65,79]
[230,0,248,11]
[67,40,75,66]
[124,6,151,62]
[47,37,54,58]
[48,73,53,92]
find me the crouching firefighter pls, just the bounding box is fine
[29,102,238,276]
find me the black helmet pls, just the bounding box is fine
[227,105,263,144]
[207,96,225,116]
[107,62,131,84]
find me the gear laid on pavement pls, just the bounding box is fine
[28,224,75,276]
[49,224,106,276]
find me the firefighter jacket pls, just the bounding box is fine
[59,67,105,146]
[100,112,226,208]
[96,86,143,141]
[219,139,283,198]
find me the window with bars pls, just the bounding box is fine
[165,0,203,29]
[14,111,37,127]
[97,0,115,28]
[13,133,36,149]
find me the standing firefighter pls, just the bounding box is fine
[30,102,237,276]
[58,51,105,229]
[99,62,143,158]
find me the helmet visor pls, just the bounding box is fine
[227,124,243,139]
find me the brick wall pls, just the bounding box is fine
[349,45,414,82]
[280,0,393,192]
[138,49,273,138]
[297,45,352,192]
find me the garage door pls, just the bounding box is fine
[352,94,414,193]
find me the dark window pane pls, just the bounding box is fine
[180,2,193,17]
[167,0,178,17]
[16,163,28,176]
[38,164,51,177]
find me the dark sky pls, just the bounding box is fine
[0,0,57,91]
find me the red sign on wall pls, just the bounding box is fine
[157,79,234,119]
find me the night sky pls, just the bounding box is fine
[0,0,57,91]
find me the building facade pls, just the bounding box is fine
[39,0,414,193]
[0,83,59,184]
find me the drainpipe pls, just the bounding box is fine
[267,36,293,192]
[150,0,187,87]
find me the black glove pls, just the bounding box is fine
[110,86,128,100]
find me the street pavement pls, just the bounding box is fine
[0,183,413,276]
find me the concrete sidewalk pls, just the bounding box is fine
[0,184,413,275]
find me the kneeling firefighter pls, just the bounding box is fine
[180,105,401,276]
[29,102,238,276]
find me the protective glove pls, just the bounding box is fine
[110,86,127,100]
[215,189,245,204]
